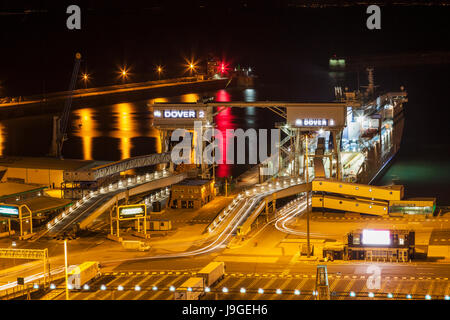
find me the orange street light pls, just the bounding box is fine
[155,65,163,79]
[185,59,198,75]
[81,73,89,88]
[119,66,130,82]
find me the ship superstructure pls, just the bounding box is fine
[334,68,407,184]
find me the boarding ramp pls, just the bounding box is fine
[312,179,404,201]
[312,194,388,216]
[64,152,172,182]
[36,171,188,239]
[78,172,188,229]
[313,158,326,179]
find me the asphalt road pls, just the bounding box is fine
[40,272,449,300]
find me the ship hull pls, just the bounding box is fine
[353,101,406,185]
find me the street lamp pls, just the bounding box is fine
[119,66,130,82]
[185,59,198,75]
[155,65,163,79]
[81,73,89,89]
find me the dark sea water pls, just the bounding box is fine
[1,64,450,204]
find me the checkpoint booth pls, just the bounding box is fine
[110,204,150,240]
[0,203,33,239]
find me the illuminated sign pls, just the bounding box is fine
[0,205,19,218]
[362,229,391,246]
[295,119,334,127]
[118,204,146,220]
[154,110,205,119]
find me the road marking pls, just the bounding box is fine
[427,280,436,296]
[340,279,356,300]
[393,280,404,297]
[328,278,340,293]
[445,282,450,296]
[269,278,293,301]
[152,275,185,300]
[42,289,65,300]
[132,275,170,300]
[119,275,154,300]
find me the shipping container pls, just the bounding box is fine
[67,261,99,289]
[174,277,204,300]
[197,262,225,287]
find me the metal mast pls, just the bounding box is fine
[50,52,82,158]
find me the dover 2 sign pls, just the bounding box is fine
[154,109,205,119]
[118,204,146,220]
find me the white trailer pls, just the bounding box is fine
[122,240,151,252]
[174,277,204,300]
[67,261,100,289]
[197,262,225,287]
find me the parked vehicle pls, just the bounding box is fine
[197,262,225,287]
[122,240,151,252]
[67,261,100,289]
[174,277,205,300]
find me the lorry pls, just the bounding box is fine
[122,240,151,252]
[174,277,205,300]
[67,261,100,289]
[197,262,225,287]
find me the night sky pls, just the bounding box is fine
[1,1,449,96]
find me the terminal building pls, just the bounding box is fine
[169,179,215,209]
[322,229,415,262]
[0,157,109,193]
[346,229,415,262]
[0,181,72,236]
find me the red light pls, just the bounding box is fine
[218,61,228,75]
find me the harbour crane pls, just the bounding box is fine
[50,52,82,158]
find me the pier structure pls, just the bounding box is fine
[149,101,356,182]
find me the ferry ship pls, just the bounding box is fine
[334,68,407,184]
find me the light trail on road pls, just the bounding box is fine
[0,266,65,292]
[100,180,303,265]
[274,195,338,238]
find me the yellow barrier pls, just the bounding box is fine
[312,179,403,201]
[312,194,388,216]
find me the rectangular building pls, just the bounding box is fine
[169,179,215,209]
[347,229,415,262]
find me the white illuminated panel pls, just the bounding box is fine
[0,205,20,218]
[118,204,146,219]
[120,207,144,215]
[362,229,391,245]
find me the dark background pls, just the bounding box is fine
[1,1,449,95]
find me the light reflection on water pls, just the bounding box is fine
[0,123,4,156]
[0,88,277,179]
